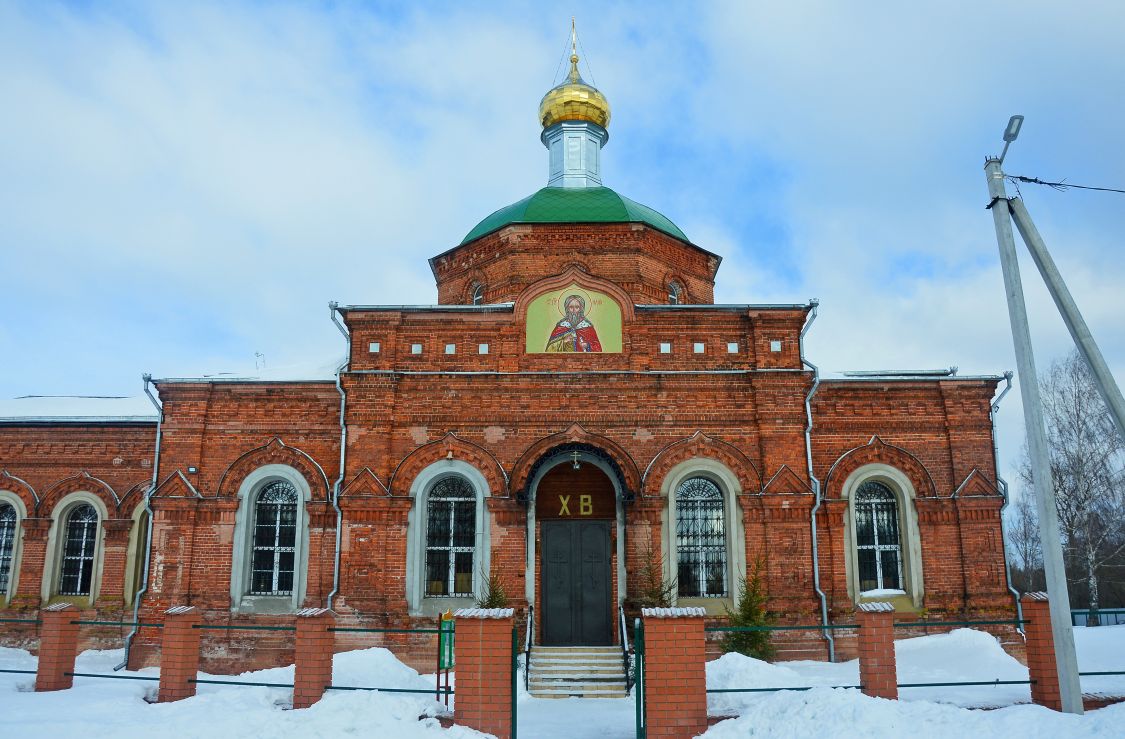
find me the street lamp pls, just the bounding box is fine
[999,114,1024,164]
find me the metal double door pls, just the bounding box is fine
[542,519,612,646]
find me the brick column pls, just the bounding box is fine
[642,607,708,739]
[35,603,80,692]
[454,608,514,739]
[1022,592,1062,711]
[158,605,202,703]
[856,602,897,700]
[293,607,335,709]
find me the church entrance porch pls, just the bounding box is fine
[542,520,613,645]
[528,448,625,648]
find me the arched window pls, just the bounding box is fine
[424,476,476,597]
[250,481,298,596]
[854,481,903,593]
[675,477,727,598]
[0,503,16,596]
[668,281,683,305]
[471,283,485,306]
[59,504,98,596]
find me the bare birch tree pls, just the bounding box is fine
[1017,350,1125,616]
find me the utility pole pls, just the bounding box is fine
[985,154,1083,713]
[1007,197,1125,443]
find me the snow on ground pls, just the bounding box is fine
[4,627,1125,738]
[0,646,483,738]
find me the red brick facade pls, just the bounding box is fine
[0,219,1015,673]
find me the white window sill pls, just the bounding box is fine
[233,595,297,615]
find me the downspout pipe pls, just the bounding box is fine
[326,302,349,611]
[800,299,835,662]
[116,373,162,671]
[992,371,1025,636]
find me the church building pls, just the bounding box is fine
[0,45,1018,676]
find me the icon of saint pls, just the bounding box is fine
[545,294,602,352]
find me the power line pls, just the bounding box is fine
[1007,174,1125,195]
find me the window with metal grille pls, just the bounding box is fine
[854,481,903,592]
[668,281,682,305]
[59,504,98,596]
[425,476,476,597]
[676,477,727,597]
[0,503,16,595]
[250,481,298,596]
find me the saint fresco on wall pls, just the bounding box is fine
[525,284,623,354]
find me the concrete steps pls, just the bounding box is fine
[527,645,629,699]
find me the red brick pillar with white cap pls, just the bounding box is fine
[454,607,514,739]
[1022,592,1063,711]
[641,606,708,738]
[35,603,81,692]
[158,605,202,702]
[856,601,898,700]
[293,607,335,709]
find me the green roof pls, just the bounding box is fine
[461,187,689,244]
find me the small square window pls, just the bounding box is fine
[727,342,739,354]
[693,342,705,354]
[478,343,489,355]
[770,339,783,353]
[368,342,381,354]
[659,342,672,354]
[445,343,456,355]
[411,343,423,355]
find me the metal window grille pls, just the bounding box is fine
[472,283,485,305]
[425,476,476,597]
[0,504,15,594]
[59,504,98,596]
[854,481,903,592]
[250,481,298,596]
[676,477,727,597]
[668,282,682,305]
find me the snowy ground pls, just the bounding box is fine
[2,626,1125,738]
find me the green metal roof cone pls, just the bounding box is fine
[461,187,689,245]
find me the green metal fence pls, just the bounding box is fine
[633,618,645,739]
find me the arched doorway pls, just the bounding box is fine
[528,447,623,646]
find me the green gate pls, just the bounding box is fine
[633,618,646,739]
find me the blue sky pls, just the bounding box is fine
[2,0,1124,488]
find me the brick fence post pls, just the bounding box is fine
[158,605,202,703]
[35,603,80,692]
[293,607,335,709]
[856,602,897,700]
[642,607,708,739]
[454,608,514,739]
[1022,592,1062,711]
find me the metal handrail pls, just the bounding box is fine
[619,604,633,693]
[524,605,533,692]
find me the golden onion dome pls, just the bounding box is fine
[538,53,611,130]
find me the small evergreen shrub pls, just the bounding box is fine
[721,558,776,661]
[634,540,676,608]
[476,569,509,609]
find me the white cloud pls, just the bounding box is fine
[2,0,1123,499]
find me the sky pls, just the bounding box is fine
[2,0,1123,494]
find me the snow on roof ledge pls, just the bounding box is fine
[858,602,895,613]
[0,395,158,423]
[1023,591,1049,602]
[641,607,707,618]
[453,608,514,619]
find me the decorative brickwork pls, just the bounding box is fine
[642,610,708,738]
[453,610,514,739]
[0,220,1014,675]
